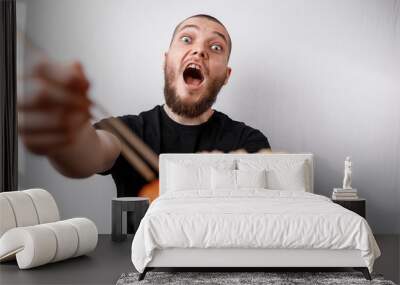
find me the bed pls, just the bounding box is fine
[131,153,381,281]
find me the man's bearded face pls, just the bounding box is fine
[163,17,231,118]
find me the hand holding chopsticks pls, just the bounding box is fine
[17,28,159,181]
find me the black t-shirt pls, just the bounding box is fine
[95,105,270,197]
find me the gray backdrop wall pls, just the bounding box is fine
[18,0,400,234]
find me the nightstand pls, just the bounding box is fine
[332,198,366,218]
[111,197,149,242]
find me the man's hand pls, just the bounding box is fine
[18,60,92,155]
[17,60,121,178]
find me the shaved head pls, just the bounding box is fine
[170,14,232,61]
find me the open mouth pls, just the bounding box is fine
[183,63,204,88]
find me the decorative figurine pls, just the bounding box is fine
[342,156,352,189]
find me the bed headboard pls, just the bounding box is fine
[159,153,314,194]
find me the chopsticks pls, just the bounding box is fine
[91,102,159,182]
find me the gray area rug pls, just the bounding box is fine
[116,271,396,285]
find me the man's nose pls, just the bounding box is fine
[191,47,207,59]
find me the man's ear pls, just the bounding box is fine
[223,67,232,85]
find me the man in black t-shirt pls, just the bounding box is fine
[19,14,270,197]
[95,104,269,196]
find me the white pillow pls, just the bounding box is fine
[268,164,306,191]
[211,168,236,190]
[166,160,235,191]
[236,169,267,188]
[238,159,308,191]
[211,169,267,190]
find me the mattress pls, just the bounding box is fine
[131,189,380,273]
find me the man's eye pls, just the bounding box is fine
[181,36,192,44]
[211,44,223,52]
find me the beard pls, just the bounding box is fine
[163,61,227,118]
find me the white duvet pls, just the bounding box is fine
[131,190,380,273]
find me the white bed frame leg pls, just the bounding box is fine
[354,267,372,280]
[138,268,149,281]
